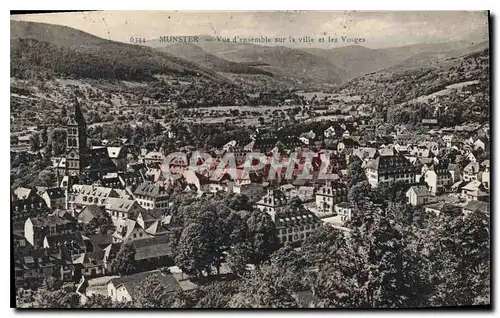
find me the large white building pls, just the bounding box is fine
[424,165,452,195]
[133,182,170,215]
[256,189,323,244]
[315,181,348,215]
[365,147,416,187]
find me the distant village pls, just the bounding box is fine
[12,94,490,306]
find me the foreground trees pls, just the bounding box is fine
[111,243,138,276]
[22,193,489,309]
[174,194,279,280]
[299,205,490,308]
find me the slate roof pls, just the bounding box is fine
[408,185,431,197]
[134,182,169,197]
[464,162,480,174]
[43,187,65,200]
[105,197,141,213]
[88,233,114,248]
[29,213,74,228]
[462,180,483,191]
[463,201,489,214]
[258,189,288,207]
[77,204,106,223]
[131,235,173,260]
[13,187,35,200]
[109,270,182,300]
[44,231,86,249]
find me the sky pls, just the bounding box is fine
[11,11,489,49]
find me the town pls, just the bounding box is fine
[12,93,490,307]
[10,12,490,309]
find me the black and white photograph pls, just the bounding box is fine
[9,10,491,309]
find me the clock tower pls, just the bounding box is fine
[66,97,88,177]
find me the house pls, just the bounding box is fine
[105,197,145,220]
[463,162,480,182]
[112,219,150,243]
[315,182,348,215]
[480,168,490,190]
[14,249,60,287]
[323,126,337,139]
[352,147,378,163]
[12,187,49,222]
[365,147,416,187]
[473,137,489,152]
[442,135,460,148]
[297,186,315,202]
[143,151,165,167]
[232,182,264,200]
[462,200,489,215]
[273,204,323,244]
[43,230,86,249]
[461,180,489,203]
[13,187,39,201]
[406,185,432,206]
[76,204,107,224]
[280,184,298,200]
[66,184,131,213]
[256,189,289,216]
[133,182,170,215]
[37,187,66,211]
[107,270,183,302]
[337,137,360,153]
[448,163,461,184]
[102,243,122,272]
[107,147,127,172]
[131,235,174,271]
[332,202,353,224]
[72,251,106,278]
[136,210,170,237]
[424,202,461,216]
[424,165,452,195]
[24,213,77,247]
[257,189,322,244]
[207,170,235,194]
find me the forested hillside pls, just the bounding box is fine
[11,21,227,82]
[340,48,490,127]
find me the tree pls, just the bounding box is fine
[422,209,490,306]
[228,261,299,308]
[346,155,366,187]
[227,242,253,277]
[195,281,240,308]
[111,243,138,276]
[175,222,215,279]
[303,209,433,308]
[34,286,81,308]
[348,180,372,206]
[42,276,62,291]
[133,274,181,308]
[244,211,280,268]
[29,134,40,152]
[269,245,306,291]
[35,169,56,187]
[81,294,115,308]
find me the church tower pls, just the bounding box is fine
[66,97,88,177]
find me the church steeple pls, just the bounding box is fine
[65,96,88,177]
[68,96,86,127]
